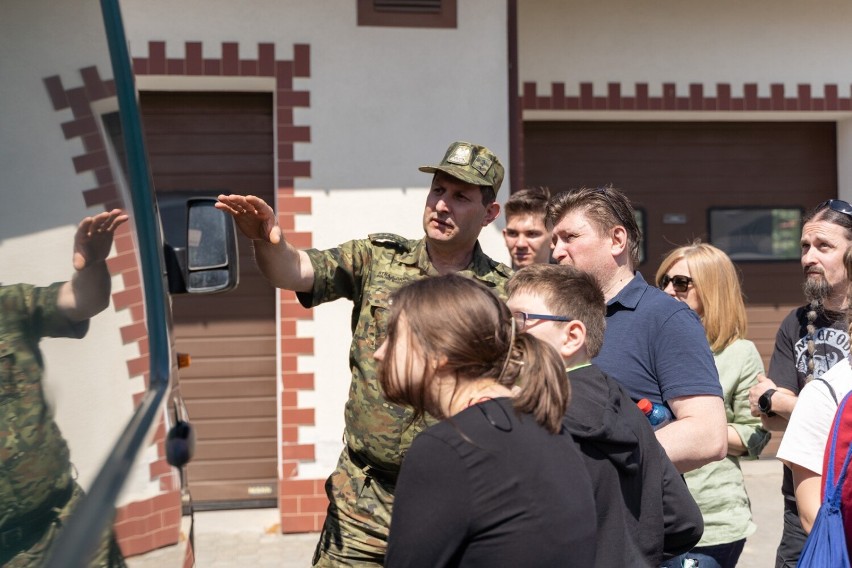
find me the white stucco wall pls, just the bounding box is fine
[1,0,160,499]
[519,0,852,99]
[122,0,510,190]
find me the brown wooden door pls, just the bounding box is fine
[524,120,837,368]
[141,91,278,508]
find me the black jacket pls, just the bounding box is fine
[565,365,703,567]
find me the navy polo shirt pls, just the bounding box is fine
[592,272,723,405]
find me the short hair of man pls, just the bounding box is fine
[656,242,747,354]
[546,185,642,269]
[504,187,551,221]
[803,199,852,240]
[506,263,607,358]
[480,186,497,206]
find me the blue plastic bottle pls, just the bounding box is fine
[637,398,674,430]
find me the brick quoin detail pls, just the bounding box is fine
[45,66,182,556]
[521,81,852,111]
[131,41,320,534]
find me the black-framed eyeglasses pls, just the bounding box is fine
[658,274,694,293]
[818,199,852,217]
[512,311,573,331]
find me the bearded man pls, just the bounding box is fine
[749,199,852,567]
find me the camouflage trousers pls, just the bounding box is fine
[312,447,396,567]
[0,480,126,568]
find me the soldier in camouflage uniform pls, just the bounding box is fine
[1,209,128,567]
[217,141,511,566]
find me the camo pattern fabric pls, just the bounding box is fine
[1,480,126,567]
[311,449,394,567]
[0,283,85,520]
[299,234,510,566]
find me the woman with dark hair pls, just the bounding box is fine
[376,273,597,568]
[656,242,770,568]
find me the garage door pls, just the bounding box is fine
[141,91,277,508]
[524,121,837,367]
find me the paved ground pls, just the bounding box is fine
[127,457,785,567]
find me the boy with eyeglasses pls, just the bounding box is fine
[752,199,852,567]
[546,185,726,474]
[507,263,703,567]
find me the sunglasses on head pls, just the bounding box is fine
[818,199,852,217]
[658,274,693,293]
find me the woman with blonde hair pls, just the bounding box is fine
[656,242,770,568]
[376,273,597,567]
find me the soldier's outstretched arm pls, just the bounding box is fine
[216,194,314,292]
[58,209,129,322]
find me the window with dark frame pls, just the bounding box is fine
[357,0,457,28]
[709,207,802,261]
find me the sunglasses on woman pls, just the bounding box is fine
[658,274,693,293]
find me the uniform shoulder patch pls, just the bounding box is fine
[492,261,513,278]
[368,233,411,251]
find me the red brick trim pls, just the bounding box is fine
[132,41,312,191]
[130,41,319,533]
[44,65,182,555]
[279,478,327,532]
[47,40,320,545]
[521,81,852,112]
[114,490,183,557]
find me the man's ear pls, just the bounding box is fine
[560,320,587,360]
[483,202,501,227]
[609,225,628,257]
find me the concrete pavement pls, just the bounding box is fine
[127,457,786,567]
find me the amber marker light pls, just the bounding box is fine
[177,352,192,369]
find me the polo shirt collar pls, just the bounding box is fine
[607,272,648,310]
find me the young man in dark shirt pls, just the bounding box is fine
[507,263,703,567]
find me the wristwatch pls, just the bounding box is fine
[758,388,778,417]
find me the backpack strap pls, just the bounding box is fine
[824,391,852,497]
[814,377,839,406]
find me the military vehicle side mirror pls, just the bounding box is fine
[159,195,240,294]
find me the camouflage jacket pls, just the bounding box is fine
[297,235,511,471]
[0,283,86,520]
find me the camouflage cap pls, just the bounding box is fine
[419,141,504,194]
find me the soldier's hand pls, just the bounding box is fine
[216,194,282,244]
[73,209,129,271]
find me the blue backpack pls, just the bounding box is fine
[798,389,852,568]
